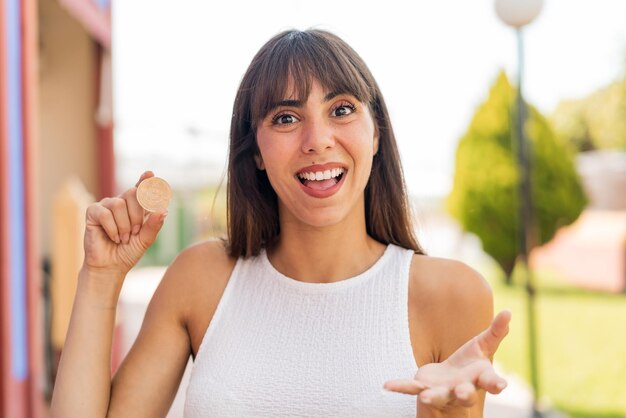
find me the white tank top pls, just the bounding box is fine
[183,244,419,417]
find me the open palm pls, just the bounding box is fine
[384,310,511,409]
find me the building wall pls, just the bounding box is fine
[37,0,98,258]
[1,0,41,414]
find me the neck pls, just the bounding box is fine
[268,206,386,284]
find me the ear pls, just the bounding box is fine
[254,153,265,170]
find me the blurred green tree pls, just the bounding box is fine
[552,74,626,151]
[447,71,587,282]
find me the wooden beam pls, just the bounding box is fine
[1,0,29,415]
[0,0,10,414]
[22,0,45,414]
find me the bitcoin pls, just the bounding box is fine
[137,177,172,212]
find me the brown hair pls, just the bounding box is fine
[227,29,424,257]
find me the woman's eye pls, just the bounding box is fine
[272,113,298,125]
[332,103,356,117]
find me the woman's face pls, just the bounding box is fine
[255,79,378,229]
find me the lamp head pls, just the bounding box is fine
[495,0,544,28]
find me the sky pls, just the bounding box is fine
[113,0,626,197]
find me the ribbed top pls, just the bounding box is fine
[184,244,418,417]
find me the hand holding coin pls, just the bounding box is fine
[83,171,170,275]
[137,177,172,212]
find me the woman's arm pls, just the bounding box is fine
[106,246,204,417]
[50,170,188,418]
[421,261,495,417]
[51,249,200,418]
[386,258,509,417]
[50,267,126,417]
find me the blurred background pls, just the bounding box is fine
[1,0,625,417]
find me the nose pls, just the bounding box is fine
[300,117,335,154]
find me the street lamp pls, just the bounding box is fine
[494,0,544,416]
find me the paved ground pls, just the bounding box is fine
[530,209,626,293]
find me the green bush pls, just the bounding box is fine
[552,75,626,151]
[447,71,587,280]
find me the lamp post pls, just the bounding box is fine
[494,0,544,416]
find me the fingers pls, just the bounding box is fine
[418,386,451,407]
[139,210,167,248]
[88,171,159,245]
[453,382,477,407]
[135,170,154,187]
[477,310,512,357]
[87,204,121,243]
[121,187,144,236]
[385,379,480,408]
[383,379,427,395]
[128,170,159,235]
[384,380,451,409]
[477,367,507,394]
[100,197,132,244]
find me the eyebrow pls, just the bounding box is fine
[272,99,303,108]
[268,91,347,111]
[323,91,343,102]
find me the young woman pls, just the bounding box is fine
[51,29,511,417]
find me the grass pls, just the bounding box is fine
[485,264,626,418]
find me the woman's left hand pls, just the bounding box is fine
[384,310,511,409]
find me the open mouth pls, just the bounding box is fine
[296,167,346,191]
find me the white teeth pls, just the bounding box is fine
[297,168,345,181]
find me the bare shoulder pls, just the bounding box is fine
[409,255,492,306]
[166,239,236,283]
[162,239,237,321]
[409,254,493,361]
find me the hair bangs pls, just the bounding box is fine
[249,30,374,130]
